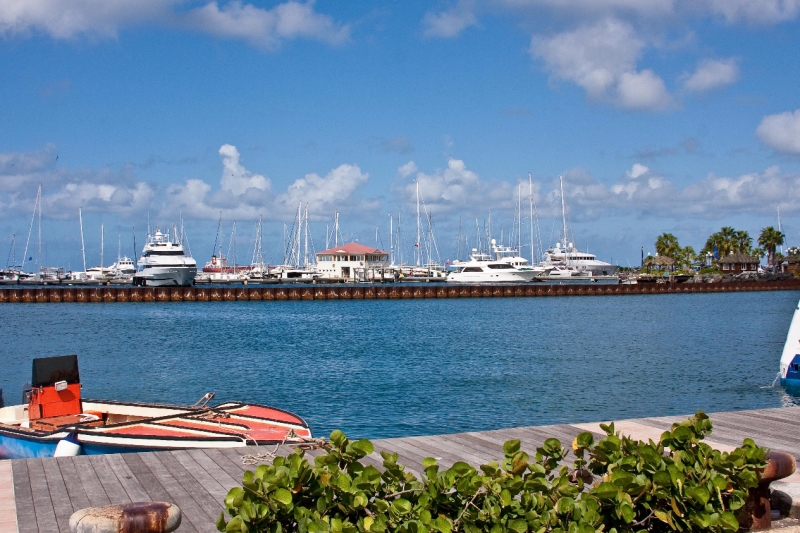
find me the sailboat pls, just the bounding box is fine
[779,298,800,388]
[19,185,66,284]
[541,177,619,279]
[270,203,318,279]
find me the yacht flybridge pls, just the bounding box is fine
[133,229,197,287]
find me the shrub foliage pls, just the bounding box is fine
[217,412,767,533]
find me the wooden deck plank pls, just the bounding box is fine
[198,449,248,483]
[85,456,132,505]
[11,461,35,533]
[120,454,173,504]
[137,452,215,533]
[51,459,90,513]
[40,459,73,533]
[156,452,226,519]
[103,454,151,502]
[70,456,110,508]
[24,460,59,533]
[181,451,239,493]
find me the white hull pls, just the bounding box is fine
[447,269,538,283]
[134,266,197,287]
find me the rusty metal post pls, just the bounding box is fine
[741,451,796,530]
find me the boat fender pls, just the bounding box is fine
[55,430,82,457]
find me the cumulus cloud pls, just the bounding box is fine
[183,0,350,50]
[531,19,671,110]
[756,109,800,154]
[682,58,739,92]
[166,144,372,221]
[0,145,155,219]
[554,164,800,219]
[703,0,800,24]
[0,0,174,39]
[397,159,515,214]
[421,0,479,38]
[0,0,350,49]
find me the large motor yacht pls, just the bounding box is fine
[448,243,540,283]
[541,242,619,277]
[490,241,550,278]
[133,230,197,287]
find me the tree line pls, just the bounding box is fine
[650,226,788,270]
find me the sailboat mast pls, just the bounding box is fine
[778,205,784,254]
[38,185,42,271]
[529,173,534,264]
[560,176,568,248]
[303,203,309,268]
[389,214,393,265]
[416,181,421,267]
[100,223,104,273]
[79,208,87,273]
[517,183,522,253]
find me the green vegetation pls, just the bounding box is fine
[217,413,767,533]
[758,226,785,268]
[700,227,754,260]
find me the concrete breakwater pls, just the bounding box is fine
[1,279,799,303]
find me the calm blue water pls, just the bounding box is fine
[2,291,799,440]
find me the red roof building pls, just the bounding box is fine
[315,242,389,280]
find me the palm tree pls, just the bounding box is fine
[758,226,785,267]
[655,233,681,258]
[734,230,752,254]
[702,226,738,260]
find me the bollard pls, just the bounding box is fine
[70,502,181,533]
[741,451,796,530]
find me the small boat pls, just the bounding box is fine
[0,355,311,459]
[779,299,800,388]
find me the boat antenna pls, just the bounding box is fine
[79,208,86,273]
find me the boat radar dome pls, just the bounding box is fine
[491,239,496,245]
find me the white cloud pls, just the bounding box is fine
[703,0,800,24]
[756,109,800,154]
[398,159,514,214]
[0,0,173,39]
[531,19,671,110]
[682,58,739,92]
[166,144,372,221]
[0,0,350,49]
[617,69,672,110]
[183,0,350,50]
[557,164,800,219]
[421,0,479,38]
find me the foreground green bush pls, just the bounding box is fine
[217,413,767,533]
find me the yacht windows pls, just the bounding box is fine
[462,267,483,273]
[486,264,514,269]
[144,250,186,256]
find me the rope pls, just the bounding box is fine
[240,430,327,465]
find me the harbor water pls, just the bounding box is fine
[2,290,799,440]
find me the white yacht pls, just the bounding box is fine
[541,242,618,277]
[133,230,197,287]
[447,245,539,283]
[541,177,619,278]
[491,242,551,278]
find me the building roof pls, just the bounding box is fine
[785,255,800,264]
[718,252,759,263]
[316,242,388,256]
[644,255,675,266]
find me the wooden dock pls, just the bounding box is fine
[4,406,800,533]
[0,279,799,304]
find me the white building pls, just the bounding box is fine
[315,242,389,280]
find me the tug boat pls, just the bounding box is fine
[0,355,311,459]
[780,298,800,388]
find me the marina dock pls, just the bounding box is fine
[0,279,799,304]
[3,406,800,533]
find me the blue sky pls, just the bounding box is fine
[2,0,800,270]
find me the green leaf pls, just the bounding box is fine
[273,488,293,506]
[353,492,368,508]
[226,516,243,533]
[392,498,412,515]
[450,462,473,475]
[504,439,521,455]
[422,457,438,468]
[330,430,346,447]
[720,512,739,533]
[508,519,528,533]
[431,517,452,533]
[216,512,227,532]
[591,482,619,500]
[555,497,574,515]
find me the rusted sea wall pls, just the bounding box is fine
[1,280,799,303]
